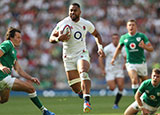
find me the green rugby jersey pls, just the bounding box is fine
[138,79,160,108]
[0,40,17,80]
[119,32,150,64]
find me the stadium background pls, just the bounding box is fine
[0,0,160,96]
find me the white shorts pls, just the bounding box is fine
[63,50,90,71]
[125,62,148,77]
[0,75,16,91]
[131,98,158,114]
[105,69,124,81]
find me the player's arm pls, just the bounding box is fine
[98,56,106,76]
[0,50,10,74]
[92,29,105,57]
[13,60,40,85]
[135,89,150,114]
[49,27,70,43]
[111,44,123,65]
[139,41,154,52]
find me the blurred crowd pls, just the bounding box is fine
[0,0,160,90]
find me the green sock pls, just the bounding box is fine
[29,92,46,112]
[133,88,138,95]
[30,96,43,109]
[132,84,139,95]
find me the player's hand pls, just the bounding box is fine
[0,66,11,74]
[139,40,146,49]
[111,58,115,65]
[98,49,105,57]
[141,108,150,115]
[58,31,70,42]
[30,77,40,85]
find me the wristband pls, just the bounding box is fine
[97,44,103,51]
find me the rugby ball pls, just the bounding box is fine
[62,25,71,35]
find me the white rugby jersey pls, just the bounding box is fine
[51,16,95,59]
[104,43,126,71]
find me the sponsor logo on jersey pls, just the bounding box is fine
[74,31,82,40]
[130,43,136,49]
[136,37,141,42]
[124,39,128,43]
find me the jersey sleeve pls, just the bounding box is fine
[0,41,11,54]
[103,46,109,56]
[86,20,95,34]
[119,36,124,46]
[121,47,126,57]
[138,81,146,94]
[142,33,150,44]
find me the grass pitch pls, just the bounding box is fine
[0,96,159,115]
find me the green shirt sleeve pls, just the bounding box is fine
[138,80,146,94]
[119,36,124,46]
[142,33,149,44]
[0,41,11,53]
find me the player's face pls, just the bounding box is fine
[69,5,81,22]
[151,71,160,86]
[11,32,21,47]
[126,21,137,35]
[112,35,119,47]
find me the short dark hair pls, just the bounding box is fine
[153,68,160,74]
[71,3,80,8]
[112,33,119,37]
[127,19,137,24]
[5,27,21,40]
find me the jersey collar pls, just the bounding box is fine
[128,32,137,37]
[10,40,15,48]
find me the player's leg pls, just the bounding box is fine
[105,71,118,109]
[77,59,91,113]
[107,80,116,91]
[0,75,15,104]
[126,63,139,94]
[66,70,82,95]
[0,89,10,103]
[124,101,139,115]
[114,77,124,109]
[64,57,82,97]
[12,78,55,115]
[124,105,139,115]
[138,63,148,83]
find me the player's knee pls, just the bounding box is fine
[80,72,90,81]
[27,85,36,93]
[108,85,116,91]
[109,87,115,91]
[118,87,124,91]
[131,77,138,84]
